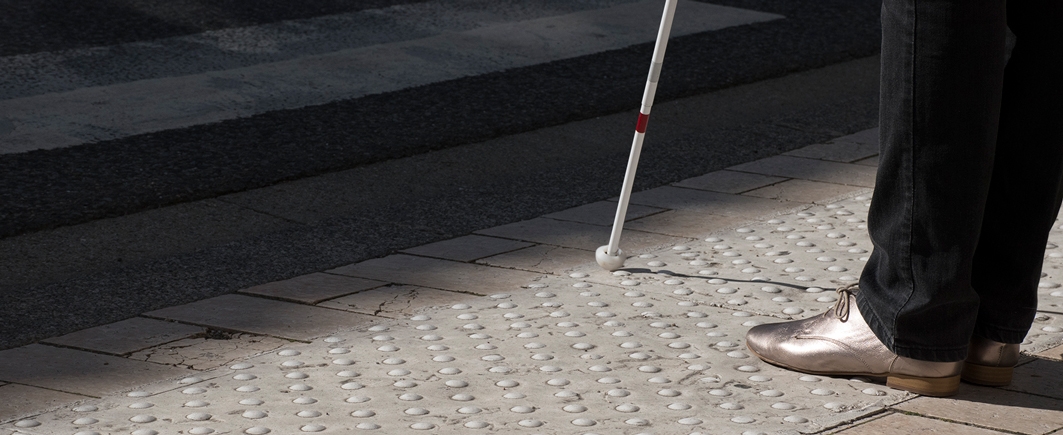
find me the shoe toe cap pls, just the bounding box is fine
[744,319,839,372]
[745,322,793,359]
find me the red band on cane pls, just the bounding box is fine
[635,112,650,133]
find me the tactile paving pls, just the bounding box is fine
[6,192,1063,435]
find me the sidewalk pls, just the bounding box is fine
[3,125,1063,435]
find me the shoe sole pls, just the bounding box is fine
[961,362,1013,387]
[747,344,960,397]
[885,373,961,397]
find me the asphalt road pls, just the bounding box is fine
[0,0,435,57]
[0,0,883,349]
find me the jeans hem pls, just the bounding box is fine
[889,343,969,362]
[972,323,1030,345]
[855,291,896,350]
[856,291,969,361]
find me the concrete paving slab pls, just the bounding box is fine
[5,280,909,435]
[833,412,1008,434]
[572,193,1063,352]
[0,344,193,397]
[1042,236,1063,308]
[319,284,469,319]
[400,235,533,262]
[41,317,205,356]
[475,217,690,252]
[144,294,376,341]
[854,155,880,167]
[128,332,289,371]
[1037,344,1063,360]
[1037,285,1063,312]
[831,127,880,146]
[672,170,788,194]
[20,178,1063,434]
[729,155,878,187]
[329,254,544,296]
[1,373,235,435]
[0,384,87,423]
[896,385,1063,435]
[19,193,1029,435]
[1033,236,1063,322]
[625,209,754,239]
[478,245,595,274]
[1026,313,1063,353]
[783,129,879,162]
[238,272,386,304]
[629,186,798,218]
[542,201,665,226]
[1005,359,1063,401]
[744,179,866,204]
[573,195,871,321]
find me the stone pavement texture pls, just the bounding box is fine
[4,127,1063,435]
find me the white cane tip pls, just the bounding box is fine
[595,246,625,271]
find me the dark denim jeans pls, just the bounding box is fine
[856,0,1063,362]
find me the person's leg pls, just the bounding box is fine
[970,0,1063,344]
[745,0,1009,397]
[857,0,1007,362]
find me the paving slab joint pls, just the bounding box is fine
[137,314,312,344]
[733,177,795,195]
[891,409,1029,435]
[11,183,1063,435]
[817,407,892,434]
[0,392,93,426]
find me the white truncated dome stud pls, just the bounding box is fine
[596,246,626,271]
[14,196,988,435]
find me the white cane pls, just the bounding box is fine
[596,0,679,271]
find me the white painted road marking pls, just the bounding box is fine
[0,0,782,155]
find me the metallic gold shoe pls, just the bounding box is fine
[961,335,1019,387]
[745,284,962,397]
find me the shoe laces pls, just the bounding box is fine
[833,283,858,322]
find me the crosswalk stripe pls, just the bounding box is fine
[0,0,781,155]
